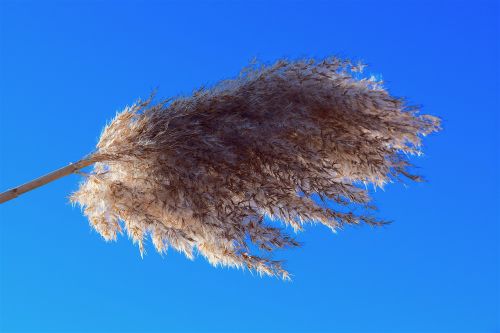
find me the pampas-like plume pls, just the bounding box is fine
[1,58,440,279]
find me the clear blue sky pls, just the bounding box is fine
[0,1,498,332]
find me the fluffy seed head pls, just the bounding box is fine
[71,58,440,279]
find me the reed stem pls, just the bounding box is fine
[0,157,95,204]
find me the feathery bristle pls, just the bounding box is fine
[71,57,440,279]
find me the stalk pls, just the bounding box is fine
[0,157,95,204]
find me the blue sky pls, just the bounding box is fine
[0,1,498,332]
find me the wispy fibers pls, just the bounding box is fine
[1,58,440,279]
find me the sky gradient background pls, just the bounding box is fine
[0,1,498,332]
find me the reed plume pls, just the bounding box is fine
[1,58,440,279]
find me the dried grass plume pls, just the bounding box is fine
[70,58,440,279]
